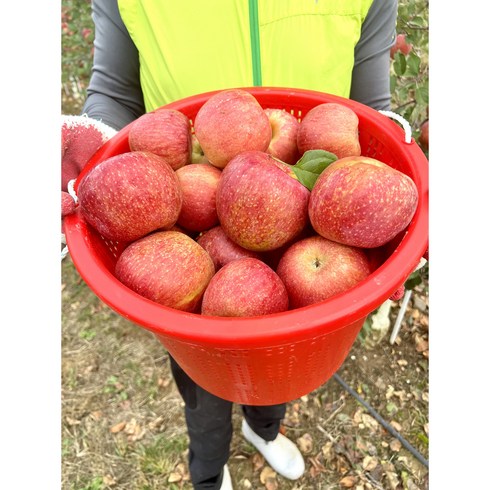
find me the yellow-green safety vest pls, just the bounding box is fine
[118,0,374,112]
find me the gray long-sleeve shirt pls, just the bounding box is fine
[82,0,397,131]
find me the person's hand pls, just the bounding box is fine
[61,115,117,217]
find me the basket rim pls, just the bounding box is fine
[64,87,429,347]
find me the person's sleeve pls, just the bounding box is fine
[81,0,145,130]
[349,0,398,111]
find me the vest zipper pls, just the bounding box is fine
[248,0,262,86]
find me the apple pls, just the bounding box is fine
[128,108,192,170]
[390,33,413,58]
[193,89,272,169]
[261,223,315,271]
[216,150,310,251]
[276,235,371,309]
[62,114,116,191]
[308,156,418,248]
[175,163,222,232]
[419,120,429,153]
[61,191,76,217]
[77,151,183,242]
[201,257,288,317]
[190,134,210,164]
[296,103,361,159]
[264,108,300,164]
[197,225,262,270]
[115,230,215,312]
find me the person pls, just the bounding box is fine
[63,1,398,488]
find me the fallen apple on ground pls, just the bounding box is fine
[194,89,272,169]
[128,108,192,170]
[201,257,289,317]
[115,230,215,313]
[77,151,183,242]
[175,163,222,232]
[297,102,361,159]
[308,156,418,248]
[276,235,371,309]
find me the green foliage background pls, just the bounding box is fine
[61,0,429,147]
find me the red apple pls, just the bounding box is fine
[128,108,192,170]
[201,257,288,317]
[175,163,222,232]
[197,225,262,270]
[216,150,310,251]
[193,89,272,169]
[264,108,300,164]
[61,191,76,217]
[62,115,116,191]
[115,230,215,312]
[419,120,429,153]
[390,34,413,58]
[276,235,371,309]
[308,156,418,248]
[78,151,183,242]
[297,103,361,159]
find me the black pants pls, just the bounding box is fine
[169,355,287,490]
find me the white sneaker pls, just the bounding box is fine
[219,464,233,490]
[241,419,305,480]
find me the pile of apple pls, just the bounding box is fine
[77,89,418,318]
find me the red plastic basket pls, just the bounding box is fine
[64,87,428,405]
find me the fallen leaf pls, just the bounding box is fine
[361,414,379,430]
[386,385,395,400]
[362,455,378,472]
[148,416,165,431]
[353,408,364,425]
[308,453,326,477]
[110,421,126,434]
[384,470,400,490]
[389,438,402,452]
[260,466,277,484]
[173,463,190,482]
[390,420,402,432]
[296,433,314,454]
[124,418,146,442]
[65,416,80,426]
[102,474,117,486]
[90,411,103,421]
[340,475,358,488]
[168,472,182,483]
[252,452,265,472]
[265,477,279,490]
[394,389,408,402]
[414,333,428,353]
[322,441,335,462]
[158,377,171,388]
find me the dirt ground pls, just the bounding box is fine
[61,253,429,490]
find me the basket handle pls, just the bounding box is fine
[378,110,412,144]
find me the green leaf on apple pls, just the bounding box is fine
[290,149,338,191]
